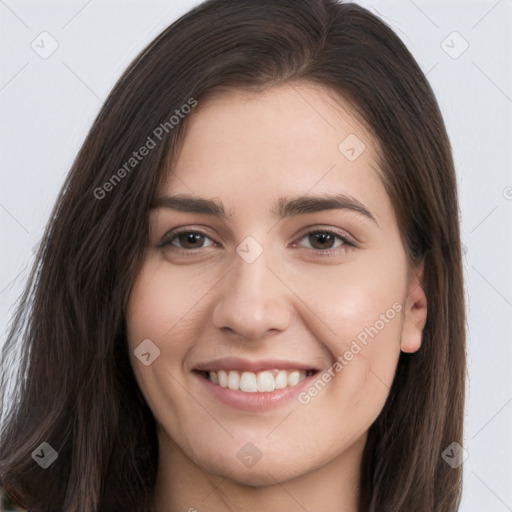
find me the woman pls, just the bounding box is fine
[0,0,466,510]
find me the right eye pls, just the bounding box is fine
[156,228,217,253]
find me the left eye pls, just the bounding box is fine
[294,230,354,251]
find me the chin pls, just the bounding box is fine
[199,451,309,487]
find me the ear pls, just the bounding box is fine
[400,261,427,354]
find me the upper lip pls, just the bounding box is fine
[194,357,319,373]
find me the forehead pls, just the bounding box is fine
[161,82,389,225]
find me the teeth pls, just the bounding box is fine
[240,371,258,392]
[287,370,301,387]
[228,370,239,390]
[205,369,310,393]
[275,370,288,389]
[218,370,228,388]
[257,370,274,392]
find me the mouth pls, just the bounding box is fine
[192,357,322,411]
[194,368,319,393]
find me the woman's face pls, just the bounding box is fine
[126,82,426,487]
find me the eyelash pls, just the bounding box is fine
[156,226,357,257]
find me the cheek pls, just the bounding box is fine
[291,242,406,352]
[125,261,209,444]
[293,248,405,420]
[126,257,216,353]
[297,304,403,444]
[125,259,201,415]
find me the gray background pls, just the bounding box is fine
[1,0,511,510]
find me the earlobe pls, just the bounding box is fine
[400,263,428,354]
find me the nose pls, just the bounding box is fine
[212,247,294,341]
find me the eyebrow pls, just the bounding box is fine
[151,192,378,225]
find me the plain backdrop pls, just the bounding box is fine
[1,1,511,510]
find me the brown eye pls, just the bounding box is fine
[308,232,337,250]
[156,229,215,251]
[295,229,355,253]
[175,232,206,249]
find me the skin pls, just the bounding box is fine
[126,81,427,512]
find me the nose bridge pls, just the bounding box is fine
[212,239,293,339]
[233,244,274,304]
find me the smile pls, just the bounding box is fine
[198,369,317,393]
[193,357,321,410]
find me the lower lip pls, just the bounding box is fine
[193,371,318,412]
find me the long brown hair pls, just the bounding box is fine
[0,1,466,510]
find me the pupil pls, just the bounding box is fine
[311,233,333,249]
[180,233,203,248]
